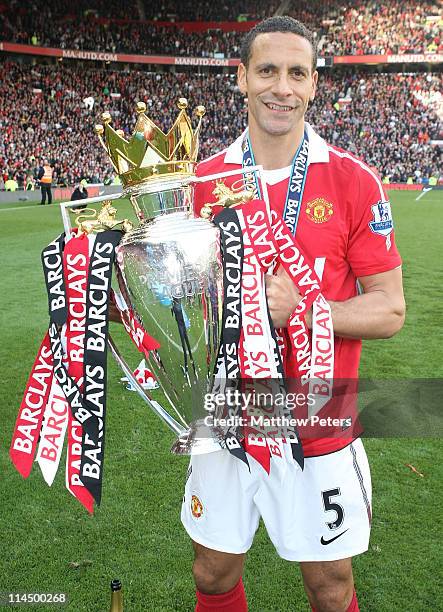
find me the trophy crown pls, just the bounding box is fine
[96,98,206,188]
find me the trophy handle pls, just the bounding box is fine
[107,334,186,437]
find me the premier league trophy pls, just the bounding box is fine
[10,97,307,510]
[94,99,248,455]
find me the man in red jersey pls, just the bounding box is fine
[181,16,405,612]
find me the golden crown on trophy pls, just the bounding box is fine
[95,98,206,187]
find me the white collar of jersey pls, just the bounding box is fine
[224,122,329,166]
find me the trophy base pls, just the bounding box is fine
[171,420,224,455]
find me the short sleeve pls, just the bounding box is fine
[347,166,402,278]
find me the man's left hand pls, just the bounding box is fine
[265,267,311,329]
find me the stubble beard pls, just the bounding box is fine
[253,103,305,139]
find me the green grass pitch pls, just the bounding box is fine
[0,190,441,611]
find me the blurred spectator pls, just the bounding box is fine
[5,174,18,191]
[70,181,89,209]
[71,182,89,200]
[25,174,35,190]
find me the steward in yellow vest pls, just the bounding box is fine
[38,160,54,205]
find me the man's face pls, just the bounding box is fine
[238,32,318,139]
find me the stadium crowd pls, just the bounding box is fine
[0,59,441,188]
[1,12,245,58]
[309,71,442,183]
[144,0,277,21]
[319,1,442,56]
[0,0,441,56]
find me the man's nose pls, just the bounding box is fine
[271,73,293,97]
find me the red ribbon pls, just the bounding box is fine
[10,333,53,478]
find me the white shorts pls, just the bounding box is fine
[181,439,372,562]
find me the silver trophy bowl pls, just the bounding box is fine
[115,175,224,454]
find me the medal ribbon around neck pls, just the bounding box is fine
[241,129,334,418]
[242,127,309,236]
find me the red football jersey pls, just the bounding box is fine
[195,123,402,456]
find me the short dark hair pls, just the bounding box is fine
[240,16,318,72]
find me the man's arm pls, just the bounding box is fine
[108,301,123,323]
[265,267,405,340]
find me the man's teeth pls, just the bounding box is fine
[266,103,293,111]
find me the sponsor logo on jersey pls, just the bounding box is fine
[305,198,334,224]
[191,495,203,518]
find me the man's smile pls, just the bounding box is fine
[263,101,295,112]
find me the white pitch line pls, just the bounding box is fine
[0,204,48,212]
[415,187,433,202]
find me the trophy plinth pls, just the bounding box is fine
[170,419,226,455]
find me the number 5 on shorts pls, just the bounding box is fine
[322,487,345,530]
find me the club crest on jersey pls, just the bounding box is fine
[305,198,334,224]
[191,495,203,518]
[369,200,393,249]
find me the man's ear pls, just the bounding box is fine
[237,62,247,95]
[310,70,318,102]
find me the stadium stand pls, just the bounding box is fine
[318,1,442,55]
[0,57,441,188]
[0,0,131,21]
[0,0,276,22]
[0,12,245,57]
[142,0,278,21]
[0,1,441,189]
[309,71,442,183]
[0,1,441,56]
